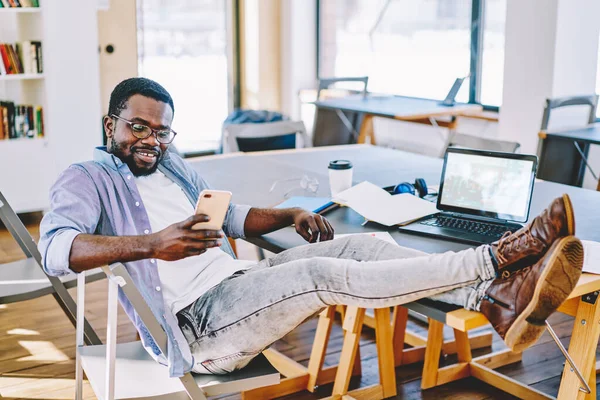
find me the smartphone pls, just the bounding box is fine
[192,190,232,230]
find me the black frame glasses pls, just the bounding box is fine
[111,114,177,144]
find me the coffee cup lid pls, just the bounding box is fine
[328,160,353,170]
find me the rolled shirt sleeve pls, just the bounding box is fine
[38,166,101,277]
[223,203,251,239]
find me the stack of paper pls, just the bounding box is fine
[582,240,600,274]
[332,181,438,226]
[335,231,398,245]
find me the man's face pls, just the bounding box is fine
[104,94,174,176]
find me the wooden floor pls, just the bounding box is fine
[1,215,599,399]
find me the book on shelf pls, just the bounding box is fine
[0,0,40,7]
[0,42,43,75]
[0,101,43,140]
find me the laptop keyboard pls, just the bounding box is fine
[419,215,516,239]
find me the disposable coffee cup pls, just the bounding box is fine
[328,160,353,197]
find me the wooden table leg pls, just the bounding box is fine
[357,114,374,144]
[332,306,366,397]
[557,296,600,400]
[307,306,336,392]
[421,318,444,390]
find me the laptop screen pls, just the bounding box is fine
[437,148,538,222]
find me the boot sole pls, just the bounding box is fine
[503,236,583,353]
[563,194,575,236]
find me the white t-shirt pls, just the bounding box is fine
[135,171,254,314]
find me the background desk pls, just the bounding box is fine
[313,96,482,145]
[538,123,600,188]
[190,145,600,398]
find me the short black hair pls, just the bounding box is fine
[108,77,174,117]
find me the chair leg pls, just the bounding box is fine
[374,308,397,398]
[391,306,408,365]
[228,238,238,257]
[338,305,363,376]
[421,319,444,389]
[75,273,86,400]
[358,114,374,144]
[307,306,336,392]
[453,329,472,363]
[332,307,366,397]
[586,357,596,400]
[546,320,593,395]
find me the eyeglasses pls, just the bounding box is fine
[270,175,320,199]
[111,114,177,144]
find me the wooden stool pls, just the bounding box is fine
[357,306,493,367]
[242,306,363,399]
[403,297,600,400]
[325,305,396,399]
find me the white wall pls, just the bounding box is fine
[44,0,102,173]
[498,0,600,189]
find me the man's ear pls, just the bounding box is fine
[103,115,114,140]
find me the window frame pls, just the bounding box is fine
[316,0,500,111]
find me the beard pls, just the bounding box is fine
[109,140,163,177]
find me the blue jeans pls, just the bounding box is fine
[176,235,495,374]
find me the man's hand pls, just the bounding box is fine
[150,214,224,261]
[293,210,335,243]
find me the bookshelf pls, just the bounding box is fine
[0,1,102,213]
[0,8,41,14]
[0,73,43,81]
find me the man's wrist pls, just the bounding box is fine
[288,207,304,224]
[142,234,158,259]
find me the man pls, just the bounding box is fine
[39,77,584,377]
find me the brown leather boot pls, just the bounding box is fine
[492,194,575,272]
[481,236,583,352]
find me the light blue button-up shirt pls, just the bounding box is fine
[38,147,251,377]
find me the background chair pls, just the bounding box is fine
[447,132,521,153]
[312,76,369,147]
[537,94,600,188]
[0,189,104,345]
[222,120,310,153]
[539,95,598,131]
[76,263,280,400]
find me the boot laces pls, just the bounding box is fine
[496,229,538,265]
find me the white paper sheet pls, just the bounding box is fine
[332,181,438,226]
[582,240,600,274]
[334,231,398,246]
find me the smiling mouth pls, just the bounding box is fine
[134,149,158,164]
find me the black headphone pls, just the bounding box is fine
[392,178,428,198]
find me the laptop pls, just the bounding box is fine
[398,147,538,245]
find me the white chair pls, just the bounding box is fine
[221,120,310,153]
[75,263,280,400]
[313,76,369,147]
[447,132,521,153]
[0,189,104,345]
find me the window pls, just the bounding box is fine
[480,0,507,106]
[597,35,600,118]
[318,0,507,108]
[137,0,238,155]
